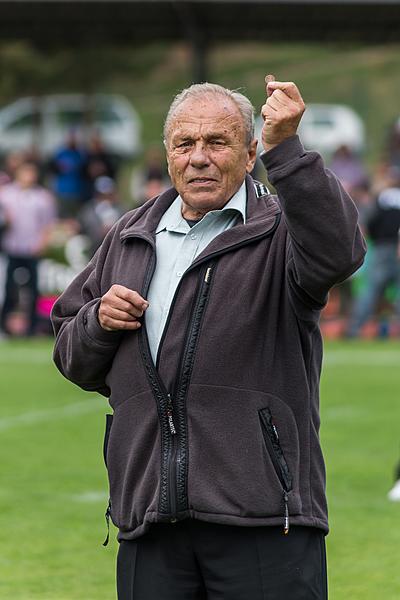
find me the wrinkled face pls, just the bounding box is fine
[165,95,257,218]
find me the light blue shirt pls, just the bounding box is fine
[146,181,247,363]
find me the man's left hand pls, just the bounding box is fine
[261,75,306,153]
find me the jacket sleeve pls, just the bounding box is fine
[51,228,123,397]
[261,135,367,313]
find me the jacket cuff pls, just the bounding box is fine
[260,135,306,173]
[82,299,123,345]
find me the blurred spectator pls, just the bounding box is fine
[329,144,369,193]
[78,176,123,258]
[0,151,26,186]
[346,165,400,337]
[325,151,369,322]
[349,181,373,226]
[132,145,169,205]
[0,161,56,336]
[0,171,9,189]
[48,130,87,218]
[84,132,117,199]
[386,120,400,170]
[142,176,168,205]
[143,145,167,181]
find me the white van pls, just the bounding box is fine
[0,93,142,159]
[256,103,365,158]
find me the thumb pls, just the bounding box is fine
[265,74,276,97]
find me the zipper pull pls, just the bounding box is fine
[204,266,212,283]
[283,492,289,535]
[103,500,111,546]
[167,394,177,435]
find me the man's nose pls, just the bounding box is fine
[189,142,210,167]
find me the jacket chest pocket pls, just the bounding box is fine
[259,406,292,493]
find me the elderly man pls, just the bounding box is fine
[52,76,365,599]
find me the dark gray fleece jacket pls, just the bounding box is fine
[52,136,366,541]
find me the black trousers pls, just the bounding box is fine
[0,255,39,335]
[117,520,328,600]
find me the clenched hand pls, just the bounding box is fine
[98,284,149,331]
[261,74,306,152]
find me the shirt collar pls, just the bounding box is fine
[155,180,247,234]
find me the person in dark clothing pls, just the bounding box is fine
[84,133,117,200]
[78,176,124,258]
[51,76,365,599]
[49,131,87,218]
[346,166,400,337]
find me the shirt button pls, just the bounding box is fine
[190,234,197,240]
[177,271,182,277]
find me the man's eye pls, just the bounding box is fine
[177,141,193,148]
[210,140,225,147]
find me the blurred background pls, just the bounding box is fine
[0,1,399,598]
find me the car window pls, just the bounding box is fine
[311,116,335,127]
[6,112,37,131]
[54,109,85,126]
[94,105,122,124]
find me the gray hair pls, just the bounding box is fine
[163,83,255,146]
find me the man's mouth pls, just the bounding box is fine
[188,177,216,184]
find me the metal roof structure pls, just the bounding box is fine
[0,0,399,45]
[0,0,399,80]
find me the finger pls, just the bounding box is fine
[261,101,277,116]
[266,96,283,112]
[100,317,142,332]
[111,285,149,310]
[266,81,303,103]
[265,74,276,97]
[269,88,297,108]
[261,104,276,122]
[105,296,144,318]
[101,306,141,322]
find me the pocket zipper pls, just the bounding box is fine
[102,499,111,546]
[259,408,292,535]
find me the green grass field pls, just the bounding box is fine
[0,338,399,599]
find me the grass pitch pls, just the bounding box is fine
[0,338,399,599]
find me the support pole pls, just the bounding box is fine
[173,1,209,83]
[191,31,208,83]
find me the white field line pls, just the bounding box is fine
[69,491,109,503]
[323,350,400,367]
[0,348,52,364]
[0,398,105,431]
[1,346,399,367]
[0,347,398,432]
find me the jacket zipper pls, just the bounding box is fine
[169,264,215,516]
[167,393,178,522]
[137,248,178,518]
[259,408,292,535]
[124,214,280,521]
[158,263,215,520]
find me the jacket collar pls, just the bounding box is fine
[120,175,281,255]
[155,180,247,234]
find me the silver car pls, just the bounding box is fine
[0,93,142,159]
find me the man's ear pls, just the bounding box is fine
[246,139,258,173]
